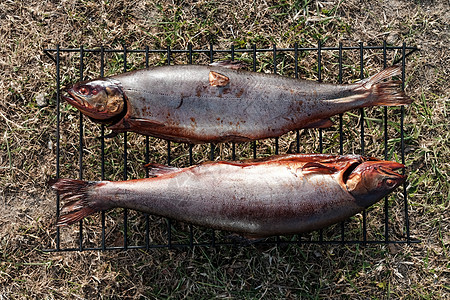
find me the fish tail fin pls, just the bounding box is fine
[355,65,412,107]
[50,178,105,226]
[370,81,412,106]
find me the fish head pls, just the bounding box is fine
[62,79,125,121]
[345,160,406,208]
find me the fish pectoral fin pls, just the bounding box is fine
[128,118,166,128]
[301,162,337,174]
[143,163,181,177]
[303,118,334,129]
[209,71,230,87]
[209,60,247,70]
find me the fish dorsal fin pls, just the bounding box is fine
[209,71,230,87]
[209,60,247,70]
[144,163,181,177]
[301,162,337,174]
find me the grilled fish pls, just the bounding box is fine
[62,62,411,144]
[52,154,406,238]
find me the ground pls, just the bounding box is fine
[0,0,449,298]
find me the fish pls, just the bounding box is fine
[51,154,406,238]
[62,62,412,144]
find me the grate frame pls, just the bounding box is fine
[43,42,420,252]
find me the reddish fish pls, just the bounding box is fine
[52,154,406,238]
[62,62,411,143]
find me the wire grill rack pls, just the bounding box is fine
[43,42,419,252]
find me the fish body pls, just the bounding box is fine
[52,154,406,238]
[63,63,411,143]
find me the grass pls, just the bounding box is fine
[0,0,449,298]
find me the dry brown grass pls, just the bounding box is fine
[0,0,449,298]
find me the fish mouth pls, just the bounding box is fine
[379,161,405,173]
[378,161,407,183]
[363,160,407,185]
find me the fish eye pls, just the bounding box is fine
[385,179,396,187]
[79,86,90,95]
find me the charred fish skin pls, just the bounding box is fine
[52,154,406,238]
[62,64,412,144]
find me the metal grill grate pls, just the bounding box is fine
[43,42,419,252]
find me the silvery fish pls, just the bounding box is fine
[62,62,411,144]
[52,154,406,238]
